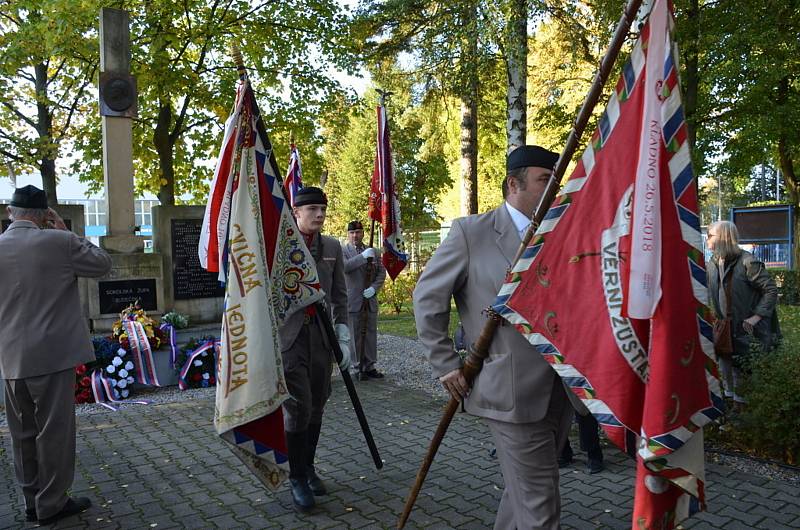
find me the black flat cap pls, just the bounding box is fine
[506,145,559,172]
[347,220,363,231]
[10,185,48,209]
[293,186,327,207]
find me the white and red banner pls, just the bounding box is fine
[368,103,408,280]
[492,1,723,528]
[283,143,303,208]
[200,79,324,490]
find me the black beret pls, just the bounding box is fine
[293,186,327,207]
[10,185,48,209]
[506,145,559,172]
[347,220,363,231]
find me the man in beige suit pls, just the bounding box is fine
[0,185,112,525]
[342,220,386,379]
[414,146,574,529]
[278,186,350,513]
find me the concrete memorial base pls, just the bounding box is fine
[88,253,165,332]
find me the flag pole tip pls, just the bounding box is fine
[229,45,245,72]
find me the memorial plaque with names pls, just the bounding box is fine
[1,219,71,233]
[171,218,224,299]
[98,279,158,314]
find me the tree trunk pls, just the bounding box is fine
[460,92,479,216]
[34,63,58,206]
[777,136,799,269]
[459,2,479,216]
[154,102,175,206]
[681,0,700,157]
[505,0,527,152]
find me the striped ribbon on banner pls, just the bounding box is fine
[123,320,161,387]
[178,340,219,390]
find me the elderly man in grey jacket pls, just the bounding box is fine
[0,185,112,525]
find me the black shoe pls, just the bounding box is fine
[25,508,36,522]
[364,369,384,379]
[586,459,605,474]
[307,468,327,496]
[289,478,315,512]
[38,497,91,525]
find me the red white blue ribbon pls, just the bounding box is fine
[89,368,149,411]
[123,320,161,387]
[178,340,219,390]
[160,323,178,366]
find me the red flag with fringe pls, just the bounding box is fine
[491,1,723,528]
[369,102,408,279]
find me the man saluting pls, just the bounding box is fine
[0,185,112,525]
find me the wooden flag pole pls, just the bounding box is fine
[397,0,646,526]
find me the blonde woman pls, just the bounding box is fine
[706,220,779,405]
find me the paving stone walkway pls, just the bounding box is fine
[2,377,799,529]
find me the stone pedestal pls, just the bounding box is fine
[88,253,165,331]
[152,205,224,325]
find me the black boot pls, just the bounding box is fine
[306,422,327,495]
[286,430,315,512]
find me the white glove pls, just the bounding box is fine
[334,323,351,371]
[363,286,376,299]
[361,247,376,260]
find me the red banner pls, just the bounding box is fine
[492,1,723,527]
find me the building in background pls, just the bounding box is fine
[1,174,158,247]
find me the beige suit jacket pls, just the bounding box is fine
[414,205,565,423]
[343,243,386,313]
[279,233,349,351]
[0,220,112,379]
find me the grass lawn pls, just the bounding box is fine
[377,304,459,338]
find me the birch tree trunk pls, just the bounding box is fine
[505,0,527,153]
[459,0,479,215]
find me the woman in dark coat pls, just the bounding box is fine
[706,221,779,404]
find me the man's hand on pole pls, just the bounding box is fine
[361,247,376,260]
[439,368,469,402]
[362,286,376,299]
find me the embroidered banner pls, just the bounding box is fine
[201,77,324,490]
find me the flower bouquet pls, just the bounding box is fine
[174,336,218,390]
[112,302,166,351]
[74,337,135,404]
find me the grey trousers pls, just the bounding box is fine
[281,318,333,432]
[348,310,377,371]
[485,381,573,530]
[4,368,76,519]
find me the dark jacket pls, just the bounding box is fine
[707,250,780,355]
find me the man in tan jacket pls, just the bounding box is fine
[0,185,112,525]
[414,146,575,529]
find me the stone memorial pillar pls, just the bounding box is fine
[88,8,165,331]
